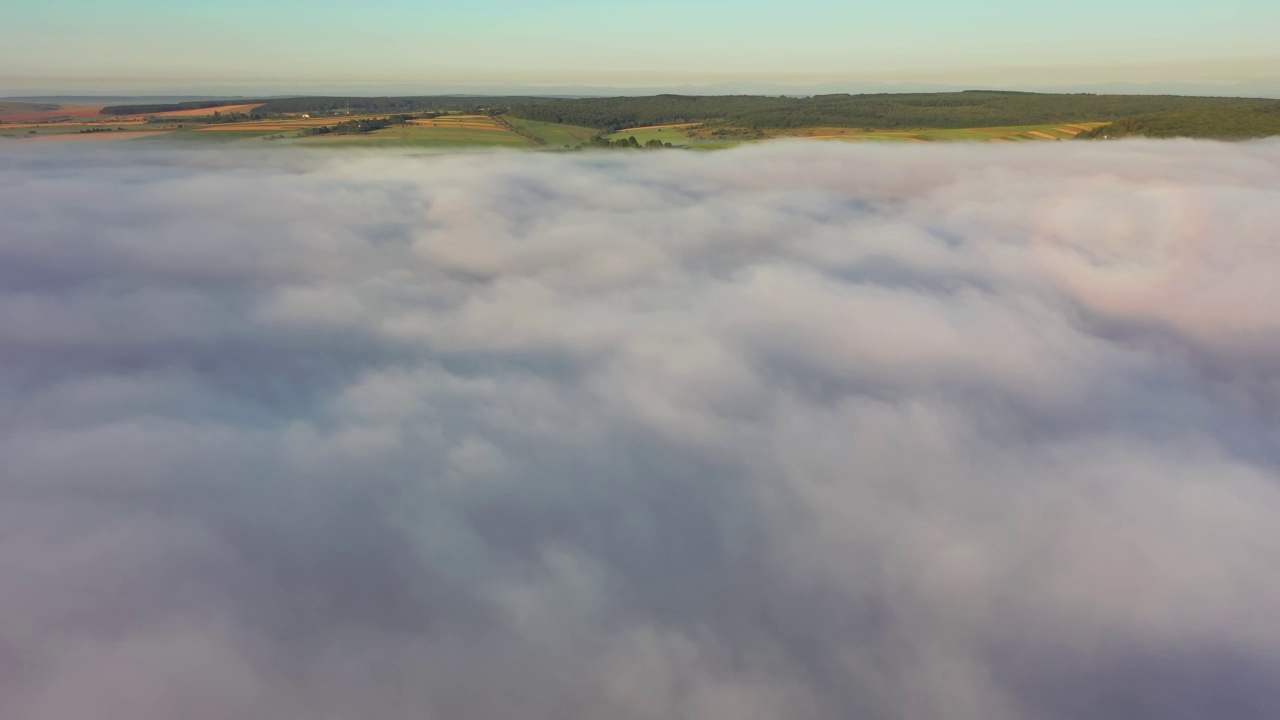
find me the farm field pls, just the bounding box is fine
[150,103,265,117]
[20,131,176,143]
[505,117,599,146]
[409,114,507,130]
[0,124,153,139]
[600,122,1109,146]
[757,123,1110,143]
[603,124,703,146]
[0,95,1154,149]
[2,116,1108,147]
[299,124,534,148]
[6,92,1269,148]
[2,109,541,148]
[132,127,287,144]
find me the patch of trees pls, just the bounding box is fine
[172,111,268,124]
[1077,103,1280,139]
[300,115,413,136]
[584,136,675,149]
[509,91,1280,131]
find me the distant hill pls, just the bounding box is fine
[101,99,264,115]
[100,96,561,116]
[252,96,558,114]
[0,101,60,115]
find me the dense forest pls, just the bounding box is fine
[508,91,1279,132]
[1077,103,1280,139]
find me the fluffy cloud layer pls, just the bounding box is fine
[2,141,1279,720]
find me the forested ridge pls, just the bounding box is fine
[508,91,1279,131]
[1078,103,1280,139]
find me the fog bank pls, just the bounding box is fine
[2,141,1280,719]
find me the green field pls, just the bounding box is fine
[5,118,542,148]
[809,124,1098,142]
[596,122,1101,147]
[130,127,286,144]
[603,125,702,146]
[1,125,83,137]
[505,117,598,146]
[293,124,535,148]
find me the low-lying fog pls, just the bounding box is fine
[2,141,1279,719]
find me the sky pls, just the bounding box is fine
[3,0,1280,93]
[2,140,1280,719]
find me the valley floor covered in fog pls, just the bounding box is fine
[2,141,1279,720]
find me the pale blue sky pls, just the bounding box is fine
[3,0,1279,92]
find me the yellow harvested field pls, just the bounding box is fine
[1027,131,1060,140]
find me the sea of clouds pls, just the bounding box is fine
[1,140,1279,719]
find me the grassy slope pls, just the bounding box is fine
[53,114,535,147]
[293,124,534,148]
[619,123,1107,145]
[604,125,702,146]
[505,117,599,146]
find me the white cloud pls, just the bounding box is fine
[1,141,1279,719]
